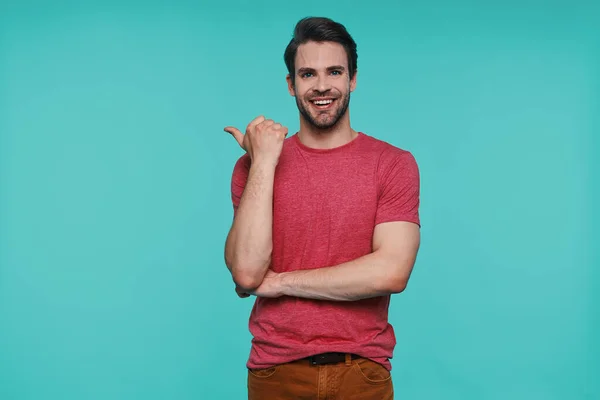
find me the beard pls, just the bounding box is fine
[295,88,351,131]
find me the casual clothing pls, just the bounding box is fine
[230,132,420,393]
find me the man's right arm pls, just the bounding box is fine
[224,159,276,291]
[223,116,287,293]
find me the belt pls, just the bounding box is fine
[307,352,360,365]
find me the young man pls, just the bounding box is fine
[223,16,421,399]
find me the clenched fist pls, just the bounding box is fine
[224,116,288,166]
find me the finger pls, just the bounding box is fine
[224,126,244,147]
[250,115,266,125]
[258,119,275,129]
[270,122,286,133]
[247,115,266,132]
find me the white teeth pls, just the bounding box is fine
[313,99,333,105]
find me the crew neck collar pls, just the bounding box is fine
[292,131,365,154]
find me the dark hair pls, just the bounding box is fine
[284,17,357,85]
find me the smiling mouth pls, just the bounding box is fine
[310,98,336,110]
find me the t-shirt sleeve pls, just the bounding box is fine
[375,148,421,227]
[230,154,251,216]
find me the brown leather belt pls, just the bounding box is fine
[307,352,361,365]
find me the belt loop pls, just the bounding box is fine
[345,353,351,366]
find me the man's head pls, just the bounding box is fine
[284,17,358,131]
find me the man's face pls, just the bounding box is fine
[287,41,356,130]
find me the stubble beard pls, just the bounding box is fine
[295,87,351,132]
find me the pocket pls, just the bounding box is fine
[352,359,392,385]
[248,365,279,379]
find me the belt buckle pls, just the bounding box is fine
[309,354,322,365]
[309,352,343,365]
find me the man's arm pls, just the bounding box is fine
[225,160,276,291]
[223,116,288,292]
[254,221,420,301]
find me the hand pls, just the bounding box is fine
[234,270,284,299]
[224,116,288,166]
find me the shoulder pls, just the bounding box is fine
[359,133,418,174]
[232,153,251,173]
[231,153,251,192]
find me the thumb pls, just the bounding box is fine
[224,126,245,149]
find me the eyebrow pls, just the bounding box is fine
[297,65,346,75]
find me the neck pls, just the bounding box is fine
[297,113,358,150]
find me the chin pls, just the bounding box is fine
[314,112,346,130]
[297,99,348,131]
[310,120,340,131]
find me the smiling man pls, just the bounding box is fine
[223,16,421,399]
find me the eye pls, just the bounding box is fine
[302,72,313,78]
[331,70,342,75]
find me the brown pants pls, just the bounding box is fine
[247,354,394,399]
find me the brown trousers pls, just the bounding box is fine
[247,354,394,399]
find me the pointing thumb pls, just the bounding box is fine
[224,126,245,149]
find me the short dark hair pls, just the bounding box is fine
[284,17,358,85]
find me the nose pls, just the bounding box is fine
[315,74,331,92]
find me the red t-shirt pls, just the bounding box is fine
[230,132,420,371]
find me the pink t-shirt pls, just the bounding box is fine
[230,132,420,371]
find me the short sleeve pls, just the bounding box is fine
[231,154,251,216]
[375,149,421,227]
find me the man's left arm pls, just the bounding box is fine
[274,221,420,301]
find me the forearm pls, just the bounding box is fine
[225,161,276,289]
[278,251,410,301]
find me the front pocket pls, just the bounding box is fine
[248,366,279,379]
[352,359,392,385]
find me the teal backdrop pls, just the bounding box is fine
[1,1,598,399]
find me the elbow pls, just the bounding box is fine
[231,269,264,292]
[386,276,409,294]
[224,240,272,291]
[380,261,413,294]
[229,257,272,292]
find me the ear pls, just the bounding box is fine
[286,74,296,96]
[350,70,357,93]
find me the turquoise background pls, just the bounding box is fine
[1,1,598,399]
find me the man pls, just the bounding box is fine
[223,16,421,399]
